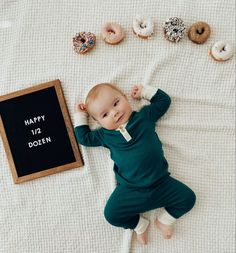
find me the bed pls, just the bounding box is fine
[0,0,235,252]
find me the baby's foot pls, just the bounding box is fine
[136,224,149,245]
[156,219,174,239]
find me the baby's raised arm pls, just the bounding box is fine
[74,102,104,147]
[131,84,171,122]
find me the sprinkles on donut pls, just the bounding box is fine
[163,17,186,43]
[132,17,154,39]
[73,32,96,54]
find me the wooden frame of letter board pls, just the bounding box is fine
[0,79,83,184]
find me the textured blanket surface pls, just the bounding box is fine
[0,0,235,253]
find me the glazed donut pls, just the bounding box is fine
[73,32,96,54]
[163,17,186,43]
[188,22,211,44]
[209,41,234,62]
[101,22,125,45]
[132,17,154,39]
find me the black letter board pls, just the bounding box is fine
[0,80,83,183]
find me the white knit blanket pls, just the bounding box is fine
[0,1,235,253]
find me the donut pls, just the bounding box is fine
[188,22,211,44]
[132,17,154,39]
[101,22,125,45]
[163,17,186,43]
[209,41,234,62]
[73,32,96,54]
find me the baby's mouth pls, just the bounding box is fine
[117,114,124,123]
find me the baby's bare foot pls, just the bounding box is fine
[136,224,149,245]
[156,219,174,239]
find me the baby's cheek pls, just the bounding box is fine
[99,118,114,130]
[108,121,116,130]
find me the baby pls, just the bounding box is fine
[74,83,196,245]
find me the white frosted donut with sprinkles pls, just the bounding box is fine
[132,17,154,39]
[163,17,186,43]
[210,41,234,62]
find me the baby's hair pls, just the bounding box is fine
[85,83,124,115]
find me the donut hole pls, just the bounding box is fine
[220,46,226,52]
[108,29,115,35]
[80,38,86,43]
[139,23,147,29]
[196,28,205,35]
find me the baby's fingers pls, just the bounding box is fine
[131,91,140,99]
[75,103,86,112]
[79,104,86,110]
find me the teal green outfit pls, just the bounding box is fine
[74,89,196,230]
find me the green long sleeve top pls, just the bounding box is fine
[74,88,171,188]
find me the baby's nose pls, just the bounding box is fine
[113,110,119,118]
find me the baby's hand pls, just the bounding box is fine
[75,103,87,113]
[131,85,143,99]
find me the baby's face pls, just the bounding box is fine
[88,87,132,130]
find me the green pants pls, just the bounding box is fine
[104,176,196,229]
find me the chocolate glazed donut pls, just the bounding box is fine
[188,22,211,44]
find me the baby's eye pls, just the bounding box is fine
[102,113,108,118]
[114,100,119,106]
